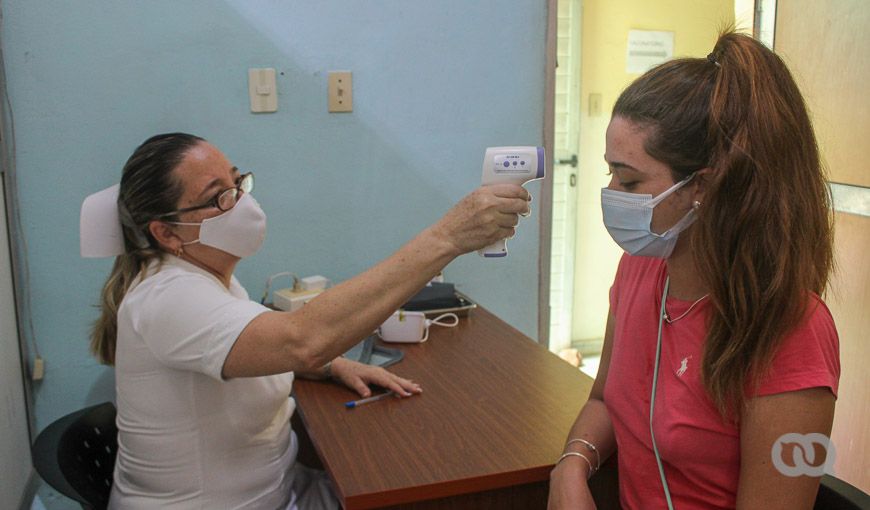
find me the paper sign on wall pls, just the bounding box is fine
[626,30,674,74]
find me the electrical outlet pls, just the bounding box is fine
[32,357,44,381]
[328,71,353,112]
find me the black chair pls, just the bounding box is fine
[32,402,118,510]
[815,474,870,510]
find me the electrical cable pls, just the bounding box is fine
[0,0,40,442]
[260,272,299,304]
[0,4,41,366]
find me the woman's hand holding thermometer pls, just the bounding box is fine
[478,146,545,257]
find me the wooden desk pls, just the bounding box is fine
[293,308,595,509]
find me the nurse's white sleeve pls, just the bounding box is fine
[126,271,271,380]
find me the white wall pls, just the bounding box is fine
[0,181,32,508]
[571,0,734,343]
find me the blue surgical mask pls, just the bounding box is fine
[601,175,696,258]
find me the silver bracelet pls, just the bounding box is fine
[566,438,600,471]
[556,452,595,480]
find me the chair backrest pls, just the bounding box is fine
[32,402,118,510]
[815,474,870,510]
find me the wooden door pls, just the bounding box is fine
[776,0,870,492]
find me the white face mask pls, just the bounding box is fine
[171,193,267,258]
[600,175,696,258]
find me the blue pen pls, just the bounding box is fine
[345,391,395,409]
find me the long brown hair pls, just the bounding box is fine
[613,31,833,417]
[90,133,203,364]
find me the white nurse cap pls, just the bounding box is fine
[80,184,125,258]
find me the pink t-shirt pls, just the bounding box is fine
[603,254,840,510]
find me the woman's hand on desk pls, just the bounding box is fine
[330,357,422,398]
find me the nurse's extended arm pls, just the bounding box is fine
[548,310,618,510]
[221,184,530,378]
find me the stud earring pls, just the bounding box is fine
[174,247,184,257]
[692,200,701,210]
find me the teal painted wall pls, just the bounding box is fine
[3,0,546,451]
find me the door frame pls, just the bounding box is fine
[538,0,558,348]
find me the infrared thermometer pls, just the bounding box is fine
[479,146,546,257]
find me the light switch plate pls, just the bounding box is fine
[328,71,352,113]
[249,68,278,113]
[588,93,602,117]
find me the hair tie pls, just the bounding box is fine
[707,53,721,68]
[117,198,150,250]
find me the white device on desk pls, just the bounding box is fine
[264,272,331,312]
[479,146,546,257]
[378,310,459,343]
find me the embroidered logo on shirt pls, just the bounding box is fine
[676,355,692,377]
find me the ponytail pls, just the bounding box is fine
[91,249,161,364]
[697,32,832,416]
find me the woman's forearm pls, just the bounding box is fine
[225,227,458,377]
[290,226,457,367]
[557,398,617,480]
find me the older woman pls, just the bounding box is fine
[548,32,839,509]
[86,133,531,509]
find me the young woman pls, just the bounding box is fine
[548,31,839,509]
[86,133,531,509]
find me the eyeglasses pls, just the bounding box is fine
[155,172,254,220]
